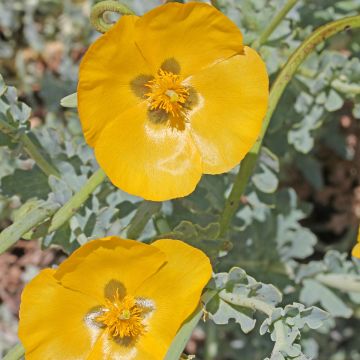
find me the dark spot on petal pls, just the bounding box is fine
[184,86,199,110]
[161,58,181,75]
[148,108,169,124]
[113,335,137,347]
[104,279,126,300]
[130,74,154,99]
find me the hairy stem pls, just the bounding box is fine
[219,15,360,236]
[3,344,24,360]
[204,322,218,360]
[253,0,299,48]
[90,0,135,33]
[219,151,257,236]
[164,290,217,360]
[48,168,107,233]
[0,169,107,254]
[0,201,60,254]
[20,134,60,177]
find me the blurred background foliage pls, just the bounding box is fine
[0,0,360,359]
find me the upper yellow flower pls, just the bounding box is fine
[78,2,269,201]
[19,237,212,360]
[352,227,360,258]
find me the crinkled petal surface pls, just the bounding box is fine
[188,46,269,173]
[134,3,243,77]
[132,239,212,359]
[54,236,166,302]
[19,269,101,360]
[78,15,149,147]
[94,103,202,201]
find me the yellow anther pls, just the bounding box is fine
[145,69,189,120]
[95,290,146,339]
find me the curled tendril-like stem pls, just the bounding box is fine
[90,0,135,33]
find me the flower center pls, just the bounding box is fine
[95,290,146,339]
[145,69,189,118]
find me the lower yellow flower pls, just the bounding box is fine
[352,227,360,258]
[18,237,212,359]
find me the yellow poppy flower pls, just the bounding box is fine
[78,2,269,201]
[18,237,212,360]
[352,227,360,258]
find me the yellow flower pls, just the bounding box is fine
[18,237,212,360]
[78,2,269,201]
[352,227,360,258]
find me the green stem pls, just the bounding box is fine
[253,0,299,48]
[154,216,172,234]
[204,322,218,360]
[48,168,107,233]
[219,15,360,236]
[219,151,257,236]
[3,344,24,360]
[0,119,59,178]
[0,169,107,254]
[90,0,135,33]
[20,134,60,177]
[0,201,60,254]
[164,290,217,360]
[126,201,162,239]
[263,15,360,137]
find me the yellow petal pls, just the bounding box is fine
[85,331,150,360]
[78,15,149,147]
[85,332,140,360]
[133,239,212,359]
[352,228,360,259]
[54,237,166,302]
[188,46,269,173]
[352,243,360,259]
[94,103,202,201]
[19,269,99,360]
[135,2,243,77]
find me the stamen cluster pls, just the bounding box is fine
[145,69,189,119]
[96,290,146,339]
